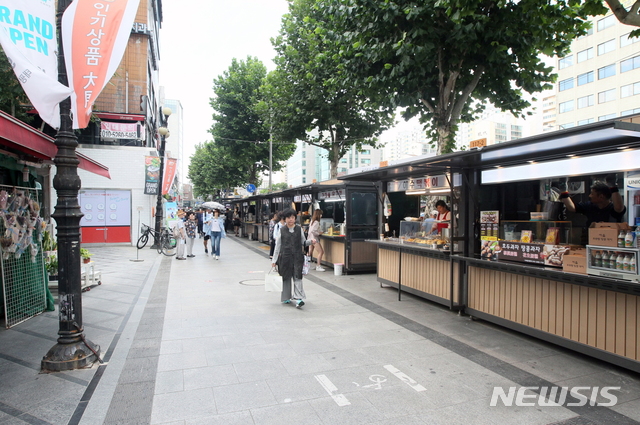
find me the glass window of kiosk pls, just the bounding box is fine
[350,192,377,225]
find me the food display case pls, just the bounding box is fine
[586,245,640,282]
[500,220,573,244]
[399,220,449,246]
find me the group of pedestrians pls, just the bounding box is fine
[173,207,226,260]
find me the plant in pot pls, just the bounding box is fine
[80,248,92,264]
[45,252,58,281]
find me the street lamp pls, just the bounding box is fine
[152,107,172,248]
[42,0,100,371]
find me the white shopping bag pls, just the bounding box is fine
[264,268,282,292]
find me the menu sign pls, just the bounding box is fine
[498,241,545,265]
[387,175,447,192]
[79,190,131,227]
[480,210,499,240]
[318,189,345,200]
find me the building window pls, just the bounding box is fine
[577,47,593,62]
[559,123,575,129]
[621,32,640,48]
[360,150,370,155]
[622,108,640,116]
[577,95,594,109]
[340,168,348,173]
[599,113,616,121]
[578,118,594,126]
[621,55,640,73]
[302,177,306,183]
[621,82,640,98]
[597,15,615,31]
[597,39,616,56]
[578,27,593,38]
[302,169,306,175]
[559,78,574,91]
[302,160,306,166]
[340,158,347,163]
[598,64,616,80]
[558,55,573,69]
[559,100,574,113]
[598,88,616,104]
[577,71,594,86]
[361,158,371,165]
[302,151,306,158]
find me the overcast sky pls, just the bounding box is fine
[158,0,417,181]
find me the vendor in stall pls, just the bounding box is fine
[560,181,626,243]
[432,200,451,234]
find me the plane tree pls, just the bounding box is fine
[316,0,596,153]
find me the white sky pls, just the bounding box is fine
[158,0,416,182]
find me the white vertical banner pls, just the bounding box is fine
[0,0,73,129]
[62,0,140,129]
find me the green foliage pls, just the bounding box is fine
[45,253,58,276]
[0,46,33,122]
[269,0,396,177]
[188,142,248,199]
[42,230,57,252]
[80,248,92,259]
[316,0,595,153]
[209,56,296,190]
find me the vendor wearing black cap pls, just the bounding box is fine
[560,181,626,244]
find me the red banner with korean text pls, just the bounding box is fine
[162,158,177,196]
[61,0,140,129]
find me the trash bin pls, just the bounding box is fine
[334,263,344,276]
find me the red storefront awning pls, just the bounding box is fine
[0,110,111,179]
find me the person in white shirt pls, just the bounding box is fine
[208,209,226,260]
[174,210,187,260]
[202,209,213,254]
[307,209,325,271]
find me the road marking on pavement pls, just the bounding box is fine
[315,374,351,406]
[384,365,427,392]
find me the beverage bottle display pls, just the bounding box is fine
[601,251,609,268]
[616,253,625,270]
[618,230,626,247]
[623,254,630,271]
[594,250,602,267]
[609,251,617,269]
[626,227,636,247]
[630,255,637,273]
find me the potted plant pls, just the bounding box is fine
[45,252,58,281]
[80,248,92,264]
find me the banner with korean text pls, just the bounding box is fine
[61,0,140,129]
[0,0,73,128]
[162,158,177,196]
[144,155,160,195]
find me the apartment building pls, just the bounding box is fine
[555,8,640,129]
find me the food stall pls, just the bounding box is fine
[341,159,471,308]
[303,180,379,273]
[343,117,640,372]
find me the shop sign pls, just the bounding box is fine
[625,171,640,190]
[498,241,545,265]
[101,121,143,140]
[318,189,345,200]
[387,175,447,192]
[470,138,487,149]
[480,210,499,240]
[293,194,313,203]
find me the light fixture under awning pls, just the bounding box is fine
[0,110,111,179]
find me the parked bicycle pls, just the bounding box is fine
[136,223,162,249]
[137,223,177,253]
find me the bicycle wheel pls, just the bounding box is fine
[161,234,177,256]
[136,232,149,249]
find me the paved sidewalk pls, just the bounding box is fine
[1,236,640,425]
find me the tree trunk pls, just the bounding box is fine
[330,142,340,179]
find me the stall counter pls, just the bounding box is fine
[367,240,460,307]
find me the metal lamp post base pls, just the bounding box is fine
[41,340,100,372]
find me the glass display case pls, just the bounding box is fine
[500,221,572,244]
[586,245,640,282]
[399,220,449,245]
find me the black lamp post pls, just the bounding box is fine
[42,0,100,371]
[152,107,172,247]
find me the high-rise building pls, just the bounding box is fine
[555,6,640,129]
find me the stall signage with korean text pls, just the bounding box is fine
[625,171,640,190]
[387,175,447,192]
[318,189,345,200]
[498,241,545,265]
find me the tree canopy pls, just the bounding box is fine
[0,46,32,122]
[208,56,295,191]
[270,0,395,178]
[315,0,595,153]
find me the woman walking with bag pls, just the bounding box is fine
[185,211,197,258]
[307,209,325,271]
[272,208,316,308]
